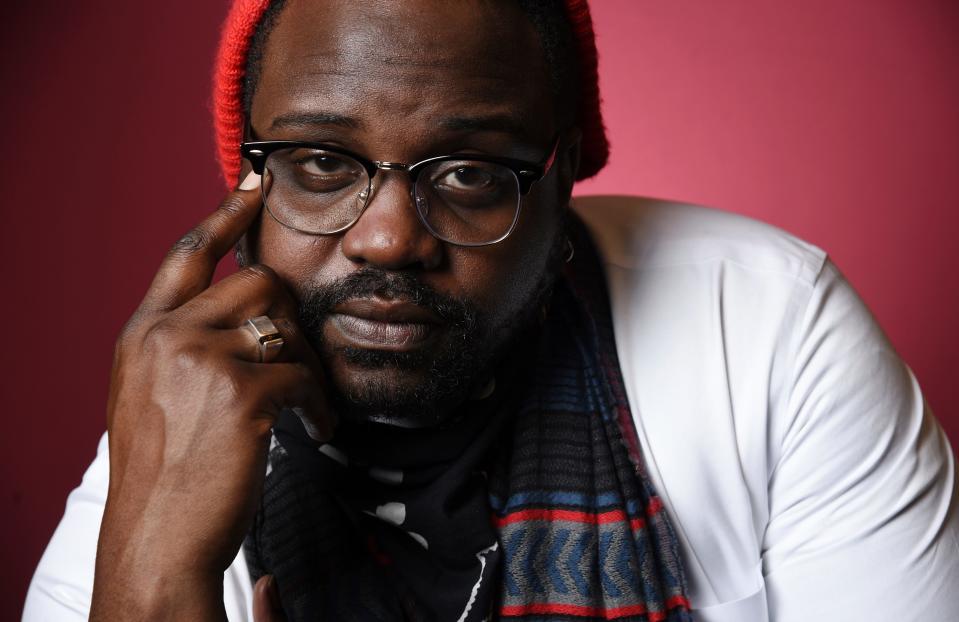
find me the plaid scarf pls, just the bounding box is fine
[244,219,692,621]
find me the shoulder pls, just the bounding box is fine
[571,195,838,404]
[571,195,835,410]
[570,195,835,612]
[572,196,959,619]
[571,194,825,285]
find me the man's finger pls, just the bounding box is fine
[240,361,334,441]
[219,317,320,373]
[141,172,262,313]
[253,575,287,622]
[174,263,299,330]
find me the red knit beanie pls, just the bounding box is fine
[212,0,608,188]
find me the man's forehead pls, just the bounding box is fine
[271,0,540,68]
[250,0,555,145]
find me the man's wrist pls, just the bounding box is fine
[90,570,226,622]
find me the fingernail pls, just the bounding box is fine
[239,172,261,191]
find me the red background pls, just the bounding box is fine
[2,1,956,617]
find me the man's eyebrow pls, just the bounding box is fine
[268,112,531,140]
[438,114,529,137]
[268,112,363,131]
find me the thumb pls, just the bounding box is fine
[253,575,286,622]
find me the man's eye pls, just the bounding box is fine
[297,155,352,177]
[451,167,494,190]
[426,161,515,208]
[283,150,363,192]
[435,165,497,193]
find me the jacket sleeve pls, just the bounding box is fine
[22,433,255,621]
[763,259,959,620]
[23,434,109,621]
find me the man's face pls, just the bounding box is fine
[249,0,577,426]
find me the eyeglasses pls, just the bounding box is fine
[240,139,559,247]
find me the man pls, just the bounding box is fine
[24,0,959,620]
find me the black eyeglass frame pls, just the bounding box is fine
[239,138,560,247]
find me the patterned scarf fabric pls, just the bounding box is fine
[244,219,692,621]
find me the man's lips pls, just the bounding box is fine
[327,298,443,350]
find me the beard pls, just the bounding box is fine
[297,269,485,426]
[295,237,567,428]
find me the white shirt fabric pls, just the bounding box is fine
[24,196,959,621]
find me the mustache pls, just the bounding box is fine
[298,268,478,329]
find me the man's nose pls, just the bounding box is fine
[340,174,444,271]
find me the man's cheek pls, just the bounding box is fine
[256,223,342,290]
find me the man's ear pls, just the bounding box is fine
[556,126,582,204]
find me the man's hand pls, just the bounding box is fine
[90,174,332,620]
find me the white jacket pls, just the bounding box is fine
[24,197,959,621]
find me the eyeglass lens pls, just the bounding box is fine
[261,147,522,245]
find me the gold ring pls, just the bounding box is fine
[244,316,284,363]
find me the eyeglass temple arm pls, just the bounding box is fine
[517,136,562,195]
[241,144,269,175]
